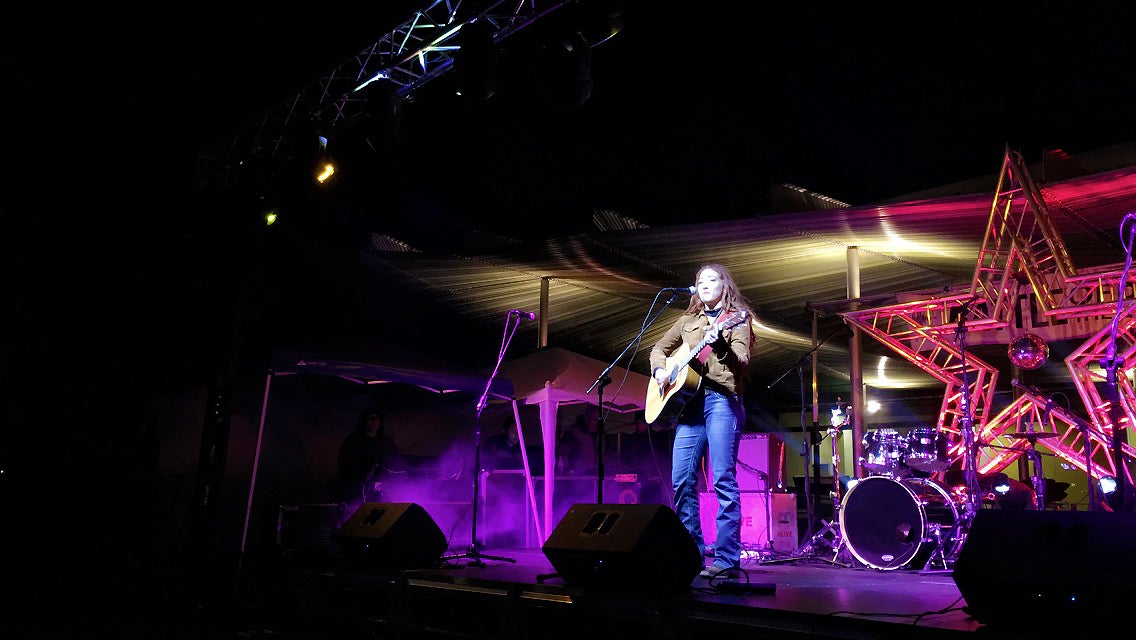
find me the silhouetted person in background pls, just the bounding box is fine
[335,408,400,502]
[556,413,595,475]
[483,417,523,470]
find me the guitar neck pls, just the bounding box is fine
[674,336,712,372]
[670,312,745,374]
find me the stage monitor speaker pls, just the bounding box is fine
[952,509,1136,629]
[542,503,701,592]
[336,502,447,570]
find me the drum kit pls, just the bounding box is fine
[795,318,1067,571]
[825,424,1061,572]
[777,421,966,572]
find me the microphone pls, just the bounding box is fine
[662,286,696,294]
[956,296,981,313]
[509,309,537,321]
[1041,396,1055,425]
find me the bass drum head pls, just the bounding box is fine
[839,477,957,570]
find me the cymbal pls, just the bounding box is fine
[1006,431,1060,439]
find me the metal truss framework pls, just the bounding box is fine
[840,148,1136,492]
[197,0,569,187]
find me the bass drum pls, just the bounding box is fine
[839,476,959,570]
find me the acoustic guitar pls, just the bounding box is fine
[644,311,748,424]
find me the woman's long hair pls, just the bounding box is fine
[685,262,753,318]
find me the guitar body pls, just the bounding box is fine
[643,310,749,425]
[644,342,703,424]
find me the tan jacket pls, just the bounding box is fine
[649,308,752,395]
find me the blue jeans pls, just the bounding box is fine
[671,387,743,568]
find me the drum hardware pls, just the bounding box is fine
[1005,431,1060,440]
[921,522,954,572]
[764,426,851,567]
[1007,422,1058,510]
[1010,379,1107,512]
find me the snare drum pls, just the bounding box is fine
[861,429,904,475]
[839,476,959,570]
[904,427,949,472]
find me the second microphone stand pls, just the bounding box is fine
[587,289,686,502]
[445,311,525,567]
[952,302,984,542]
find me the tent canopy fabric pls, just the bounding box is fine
[498,346,654,541]
[270,351,515,400]
[241,351,526,559]
[499,346,651,413]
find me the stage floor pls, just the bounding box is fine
[177,505,1136,640]
[220,544,1031,640]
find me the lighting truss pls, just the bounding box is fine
[197,0,569,188]
[841,147,1136,485]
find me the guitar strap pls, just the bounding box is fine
[694,315,724,364]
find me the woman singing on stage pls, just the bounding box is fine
[650,263,754,578]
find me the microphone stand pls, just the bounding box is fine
[445,312,524,567]
[766,326,847,548]
[537,291,684,585]
[1101,330,1130,510]
[587,289,686,503]
[1100,211,1135,510]
[1071,414,1099,512]
[953,301,983,535]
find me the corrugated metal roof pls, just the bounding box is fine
[353,162,1136,413]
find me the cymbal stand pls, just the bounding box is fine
[766,427,847,566]
[1021,428,1047,510]
[1070,414,1098,511]
[810,426,848,560]
[1100,211,1136,510]
[766,326,848,550]
[1012,380,1103,511]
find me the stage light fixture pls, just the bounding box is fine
[356,78,403,147]
[1099,475,1118,495]
[534,29,592,110]
[568,0,624,48]
[453,18,498,104]
[313,134,337,185]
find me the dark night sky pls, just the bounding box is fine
[8,1,1136,447]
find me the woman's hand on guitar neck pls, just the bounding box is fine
[705,324,720,344]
